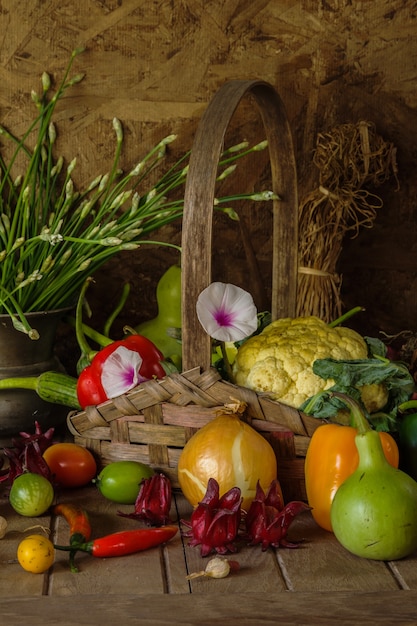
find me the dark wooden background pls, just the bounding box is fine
[1,0,416,372]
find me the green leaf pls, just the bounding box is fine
[366,412,397,433]
[364,336,387,358]
[300,390,362,420]
[312,357,411,388]
[301,357,415,431]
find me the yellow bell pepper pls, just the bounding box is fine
[304,422,399,532]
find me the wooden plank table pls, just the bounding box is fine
[1,481,417,625]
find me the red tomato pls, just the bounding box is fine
[43,443,97,488]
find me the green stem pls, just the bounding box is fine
[0,289,38,338]
[330,391,371,433]
[54,542,90,553]
[124,240,182,252]
[63,316,113,348]
[103,283,130,338]
[354,426,389,470]
[0,377,37,391]
[75,277,97,361]
[330,392,390,473]
[220,341,235,384]
[328,306,365,328]
[68,550,79,574]
[399,400,417,413]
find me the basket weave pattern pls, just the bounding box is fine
[67,79,322,502]
[68,367,322,501]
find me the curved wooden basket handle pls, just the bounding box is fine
[181,79,298,372]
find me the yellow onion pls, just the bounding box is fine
[178,410,278,512]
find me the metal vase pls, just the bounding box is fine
[0,308,70,439]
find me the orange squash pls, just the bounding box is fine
[178,410,278,512]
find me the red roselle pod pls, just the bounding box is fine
[246,480,310,551]
[118,473,172,527]
[181,478,242,557]
[1,421,55,485]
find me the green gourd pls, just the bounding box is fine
[330,392,417,560]
[135,265,182,368]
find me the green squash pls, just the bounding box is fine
[330,393,417,561]
[135,264,182,368]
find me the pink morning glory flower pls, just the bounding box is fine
[101,345,143,398]
[196,282,257,342]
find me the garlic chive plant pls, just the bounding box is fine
[0,48,277,338]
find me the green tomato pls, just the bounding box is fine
[9,473,54,517]
[94,461,155,504]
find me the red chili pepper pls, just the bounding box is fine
[76,334,166,409]
[55,525,178,559]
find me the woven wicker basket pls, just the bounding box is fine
[67,79,324,502]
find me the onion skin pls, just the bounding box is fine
[178,413,278,512]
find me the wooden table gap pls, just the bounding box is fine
[387,561,412,590]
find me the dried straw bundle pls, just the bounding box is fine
[296,121,398,322]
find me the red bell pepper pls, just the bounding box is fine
[76,334,166,409]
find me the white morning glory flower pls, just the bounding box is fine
[196,282,258,342]
[101,346,144,398]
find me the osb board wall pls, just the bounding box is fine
[0,0,416,371]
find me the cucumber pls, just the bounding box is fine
[0,371,80,409]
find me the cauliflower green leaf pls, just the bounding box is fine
[302,357,415,431]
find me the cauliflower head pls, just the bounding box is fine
[232,316,386,410]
